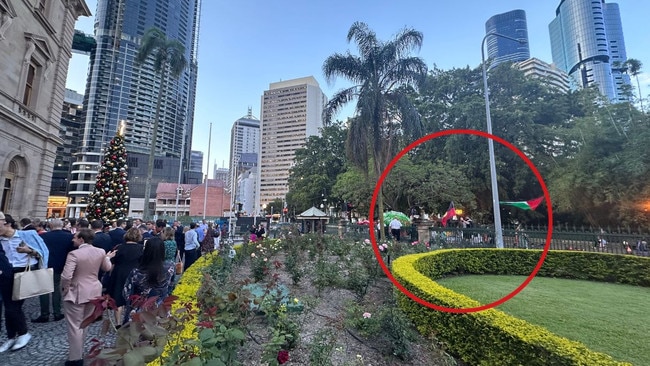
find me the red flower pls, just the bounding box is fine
[277,349,289,364]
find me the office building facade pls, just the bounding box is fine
[515,58,570,93]
[228,109,260,208]
[549,0,630,101]
[0,0,90,219]
[256,76,326,213]
[73,0,200,210]
[189,150,203,173]
[52,89,85,197]
[485,10,530,68]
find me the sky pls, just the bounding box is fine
[66,0,650,178]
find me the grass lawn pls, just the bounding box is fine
[436,275,649,365]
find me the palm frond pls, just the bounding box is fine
[323,53,365,84]
[391,28,424,57]
[166,41,188,78]
[381,57,428,90]
[136,27,166,65]
[347,21,379,60]
[323,86,358,125]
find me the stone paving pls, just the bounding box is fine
[0,296,105,366]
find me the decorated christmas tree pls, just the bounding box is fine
[86,127,130,222]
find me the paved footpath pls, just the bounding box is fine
[0,296,105,366]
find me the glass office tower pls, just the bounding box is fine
[69,0,200,211]
[485,10,530,68]
[549,0,630,102]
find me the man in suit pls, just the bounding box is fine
[108,219,127,246]
[33,218,74,323]
[90,220,113,253]
[61,228,112,366]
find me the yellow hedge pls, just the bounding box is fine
[147,251,221,365]
[392,249,647,366]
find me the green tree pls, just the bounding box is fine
[286,123,348,213]
[137,27,187,220]
[323,22,427,239]
[623,58,644,111]
[86,129,130,222]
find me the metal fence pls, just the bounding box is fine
[328,223,650,257]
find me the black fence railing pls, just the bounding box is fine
[327,223,650,257]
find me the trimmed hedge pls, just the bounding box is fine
[392,249,648,366]
[148,247,241,365]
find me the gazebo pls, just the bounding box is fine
[296,207,329,234]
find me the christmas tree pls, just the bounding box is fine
[86,127,130,222]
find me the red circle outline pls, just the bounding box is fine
[369,129,553,313]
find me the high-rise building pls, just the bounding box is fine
[485,10,530,68]
[189,150,203,173]
[256,76,326,213]
[228,109,260,210]
[0,0,90,218]
[549,0,630,101]
[213,167,229,183]
[72,0,200,205]
[234,153,258,215]
[52,89,85,197]
[515,58,570,93]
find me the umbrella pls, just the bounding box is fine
[383,211,410,226]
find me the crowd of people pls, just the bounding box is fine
[0,213,224,365]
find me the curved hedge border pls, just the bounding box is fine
[148,251,221,365]
[392,249,649,366]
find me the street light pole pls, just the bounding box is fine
[481,32,526,249]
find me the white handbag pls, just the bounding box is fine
[12,258,54,300]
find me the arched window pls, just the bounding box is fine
[1,157,26,213]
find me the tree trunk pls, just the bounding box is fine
[142,73,167,220]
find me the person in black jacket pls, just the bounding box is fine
[173,220,185,255]
[33,218,74,322]
[90,220,113,253]
[108,219,127,246]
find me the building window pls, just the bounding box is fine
[22,61,36,105]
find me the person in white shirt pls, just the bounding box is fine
[389,218,402,241]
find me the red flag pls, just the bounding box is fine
[441,201,456,227]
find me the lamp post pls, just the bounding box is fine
[174,185,183,219]
[481,32,526,249]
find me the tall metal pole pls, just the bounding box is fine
[481,32,525,249]
[203,122,212,220]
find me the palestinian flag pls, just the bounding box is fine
[500,196,544,211]
[441,201,456,227]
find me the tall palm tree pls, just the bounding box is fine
[323,22,427,240]
[623,58,644,111]
[137,27,187,220]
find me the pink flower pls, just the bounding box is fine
[362,312,371,319]
[411,241,418,246]
[364,239,371,244]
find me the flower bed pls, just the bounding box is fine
[147,251,221,365]
[392,249,648,365]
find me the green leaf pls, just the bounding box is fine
[122,350,145,366]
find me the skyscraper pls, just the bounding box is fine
[72,0,200,205]
[256,76,326,213]
[549,0,630,101]
[485,10,530,67]
[228,109,260,202]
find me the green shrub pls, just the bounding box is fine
[392,249,645,366]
